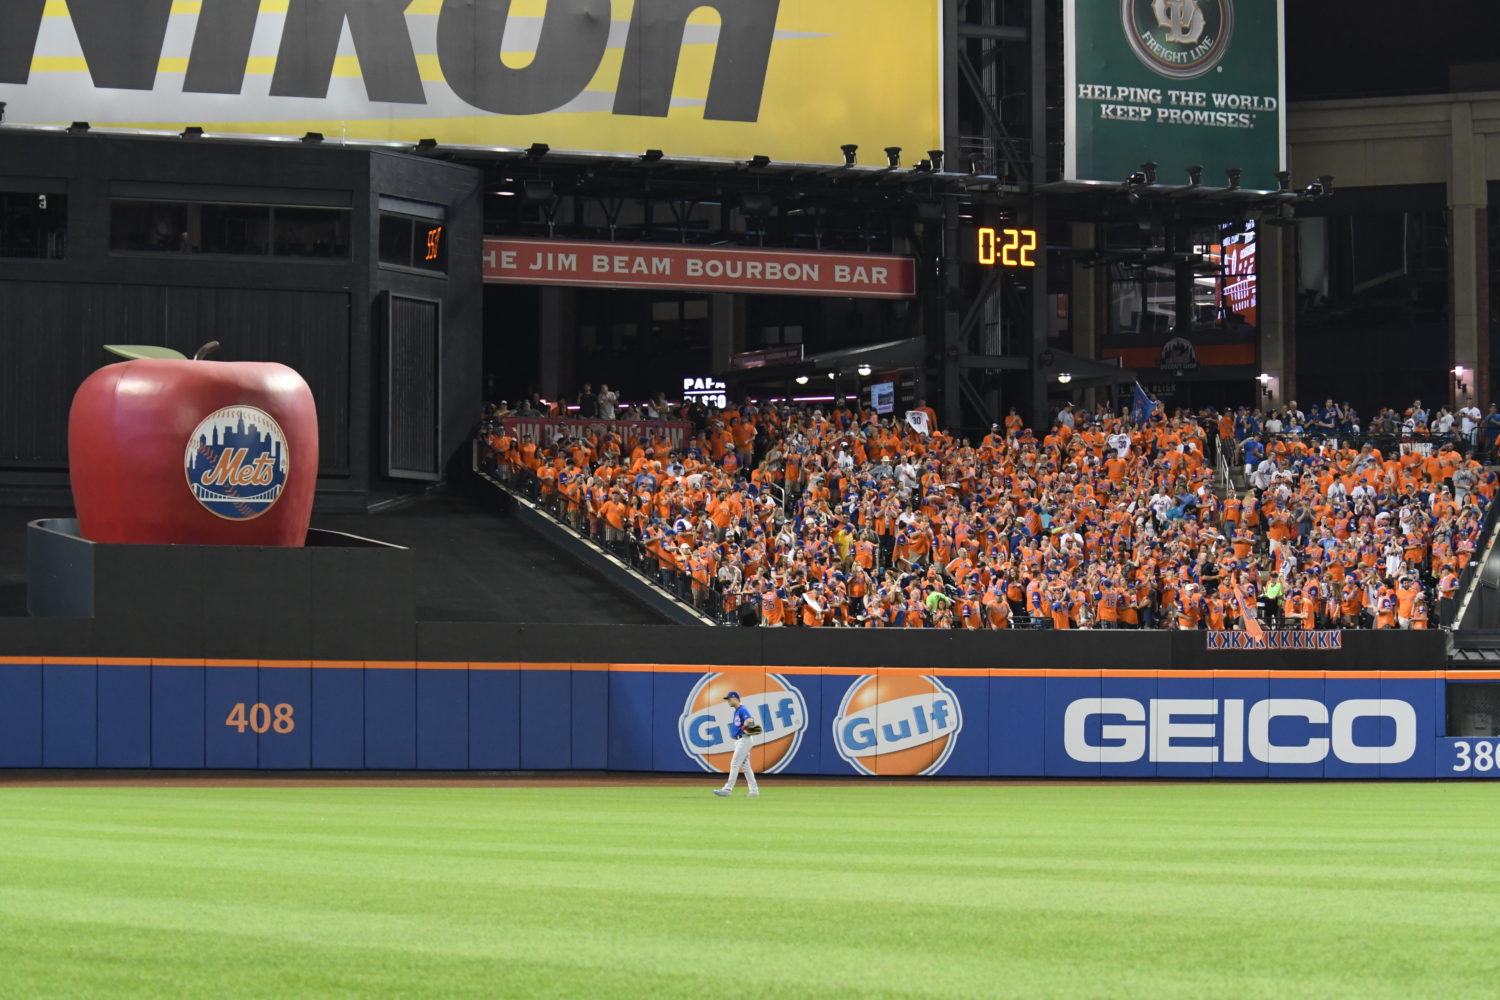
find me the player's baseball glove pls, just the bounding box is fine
[741,720,763,736]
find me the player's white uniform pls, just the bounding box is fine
[721,705,759,794]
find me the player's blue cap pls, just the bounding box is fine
[723,691,741,700]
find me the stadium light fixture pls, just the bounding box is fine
[1139,161,1158,185]
[1275,170,1293,193]
[67,121,90,134]
[181,126,205,139]
[795,375,809,385]
[857,364,873,377]
[415,137,438,154]
[301,131,324,144]
[1225,167,1243,190]
[640,149,664,163]
[884,146,902,168]
[528,142,550,158]
[827,372,837,381]
[841,144,858,166]
[1056,373,1073,384]
[928,149,945,172]
[1186,165,1203,187]
[749,154,771,169]
[1453,365,1469,394]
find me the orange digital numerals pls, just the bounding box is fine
[225,702,295,734]
[977,227,1038,268]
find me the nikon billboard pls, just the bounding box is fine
[1065,0,1285,191]
[0,0,940,167]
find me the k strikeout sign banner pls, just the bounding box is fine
[482,239,917,298]
[1065,0,1286,191]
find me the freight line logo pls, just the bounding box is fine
[1122,0,1234,80]
[679,672,807,774]
[831,674,963,776]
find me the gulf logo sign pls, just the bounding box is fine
[832,674,964,776]
[678,672,807,774]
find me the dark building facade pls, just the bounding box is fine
[0,129,482,509]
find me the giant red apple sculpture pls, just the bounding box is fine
[69,342,318,546]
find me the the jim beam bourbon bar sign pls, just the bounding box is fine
[483,239,916,299]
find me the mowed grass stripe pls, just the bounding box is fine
[1,785,1498,999]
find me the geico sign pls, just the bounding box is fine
[1064,698,1417,765]
[0,0,779,120]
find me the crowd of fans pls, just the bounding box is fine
[480,393,1497,630]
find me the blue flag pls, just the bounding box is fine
[1130,382,1158,424]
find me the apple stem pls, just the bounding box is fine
[193,341,222,361]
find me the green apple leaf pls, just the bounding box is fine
[104,345,188,361]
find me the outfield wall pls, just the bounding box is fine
[2,654,1498,779]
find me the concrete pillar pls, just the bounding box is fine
[1450,102,1489,408]
[538,286,575,405]
[1257,219,1295,409]
[709,292,743,374]
[1070,222,1101,410]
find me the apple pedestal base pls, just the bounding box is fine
[25,518,414,660]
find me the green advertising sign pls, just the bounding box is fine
[1066,0,1285,191]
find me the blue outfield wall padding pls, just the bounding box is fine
[205,664,259,769]
[1148,674,1216,780]
[570,667,609,770]
[934,674,988,777]
[520,666,572,769]
[1322,675,1384,780]
[1265,674,1328,779]
[310,665,363,769]
[151,663,205,768]
[1382,677,1439,779]
[989,674,1045,776]
[777,669,823,777]
[819,671,864,775]
[97,664,151,768]
[469,667,520,769]
[1096,673,1158,779]
[365,664,417,769]
[1213,672,1270,778]
[1045,671,1103,777]
[42,660,98,767]
[416,667,469,770]
[258,665,312,769]
[607,669,654,771]
[0,659,1486,778]
[0,662,44,767]
[652,670,695,773]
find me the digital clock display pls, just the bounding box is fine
[976,227,1039,268]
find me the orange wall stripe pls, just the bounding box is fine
[1,659,1459,679]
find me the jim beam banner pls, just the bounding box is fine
[1064,0,1285,191]
[483,238,916,298]
[0,0,940,167]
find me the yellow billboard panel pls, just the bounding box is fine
[0,0,942,166]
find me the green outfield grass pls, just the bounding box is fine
[1,781,1498,999]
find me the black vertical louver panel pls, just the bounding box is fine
[385,294,441,480]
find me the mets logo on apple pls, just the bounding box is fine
[184,406,290,520]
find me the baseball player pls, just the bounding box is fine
[712,691,760,797]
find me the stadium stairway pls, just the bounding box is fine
[470,463,713,627]
[307,493,673,625]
